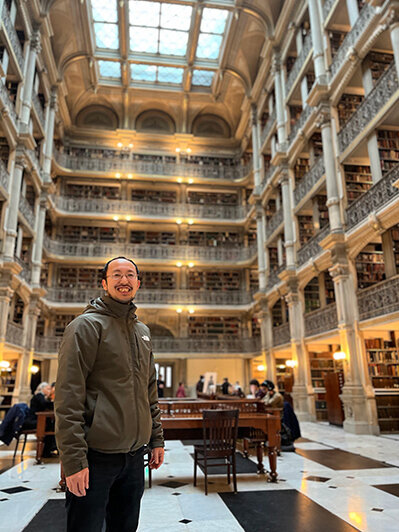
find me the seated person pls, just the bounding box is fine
[22,381,56,456]
[261,380,284,409]
[249,378,265,399]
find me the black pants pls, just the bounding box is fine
[65,448,145,532]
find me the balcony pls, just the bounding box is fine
[296,224,330,268]
[0,158,10,195]
[265,209,284,240]
[304,303,338,337]
[266,266,284,292]
[14,256,31,283]
[260,111,276,147]
[19,195,35,229]
[259,165,278,193]
[1,2,24,74]
[338,63,398,156]
[294,157,325,207]
[54,150,251,182]
[31,93,45,131]
[5,322,24,347]
[35,335,261,355]
[358,275,399,322]
[346,164,399,231]
[0,79,17,132]
[25,148,42,179]
[286,34,312,97]
[330,3,375,82]
[322,0,337,21]
[44,288,254,307]
[43,238,257,265]
[52,196,249,222]
[287,105,314,149]
[272,322,290,347]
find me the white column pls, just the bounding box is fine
[0,287,13,362]
[259,299,276,383]
[4,149,25,259]
[346,0,360,26]
[1,48,9,82]
[308,0,327,82]
[42,88,57,180]
[300,77,309,108]
[15,226,23,257]
[20,29,41,126]
[273,52,286,146]
[251,104,261,187]
[256,204,266,291]
[391,22,399,75]
[31,194,47,286]
[280,169,295,268]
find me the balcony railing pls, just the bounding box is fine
[286,34,312,96]
[322,0,337,20]
[54,150,251,181]
[304,303,338,337]
[330,3,374,80]
[346,164,399,231]
[0,158,10,192]
[14,255,31,283]
[43,238,257,263]
[296,224,330,268]
[19,196,35,228]
[260,110,276,146]
[5,321,24,347]
[358,275,399,322]
[53,196,249,221]
[25,148,42,177]
[265,209,284,237]
[266,268,282,291]
[1,2,24,72]
[44,287,254,306]
[34,335,261,355]
[0,79,17,127]
[294,157,325,206]
[338,63,398,154]
[32,92,45,129]
[260,165,277,191]
[273,322,290,347]
[288,105,313,147]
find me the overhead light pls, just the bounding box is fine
[176,262,182,267]
[333,351,347,361]
[186,148,192,153]
[188,262,194,268]
[115,173,121,178]
[175,147,181,153]
[188,308,195,314]
[188,178,194,184]
[0,361,10,369]
[257,364,265,371]
[30,365,40,374]
[176,308,183,313]
[126,215,131,221]
[117,142,123,148]
[277,364,286,369]
[113,215,119,221]
[176,219,182,225]
[177,177,183,183]
[188,219,194,225]
[286,359,297,368]
[127,173,133,179]
[128,143,134,149]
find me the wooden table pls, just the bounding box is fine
[36,411,56,463]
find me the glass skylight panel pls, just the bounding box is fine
[159,29,188,55]
[200,8,228,34]
[91,0,119,50]
[130,27,158,53]
[131,63,157,81]
[161,3,192,31]
[157,66,183,83]
[131,64,183,85]
[196,8,228,60]
[192,70,214,87]
[98,60,121,78]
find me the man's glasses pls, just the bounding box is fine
[107,273,138,281]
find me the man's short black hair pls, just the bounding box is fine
[101,256,140,281]
[249,379,260,386]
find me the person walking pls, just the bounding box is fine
[55,256,164,532]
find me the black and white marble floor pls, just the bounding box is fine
[1,423,399,531]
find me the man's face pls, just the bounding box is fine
[43,384,51,397]
[102,259,141,303]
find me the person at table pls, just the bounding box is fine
[195,375,205,396]
[221,377,231,395]
[262,380,284,409]
[176,382,186,398]
[55,256,164,532]
[248,379,265,399]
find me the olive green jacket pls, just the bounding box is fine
[54,295,164,477]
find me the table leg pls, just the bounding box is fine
[58,463,66,492]
[256,443,265,474]
[35,416,46,464]
[267,444,278,482]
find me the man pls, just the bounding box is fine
[195,375,204,396]
[221,377,230,395]
[55,257,164,532]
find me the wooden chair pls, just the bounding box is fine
[13,429,36,459]
[193,409,239,495]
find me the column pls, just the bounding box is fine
[31,192,47,287]
[255,203,266,291]
[286,279,316,421]
[3,148,25,259]
[15,226,23,258]
[308,0,327,83]
[0,286,14,362]
[259,299,276,384]
[272,51,286,146]
[280,168,295,268]
[390,21,399,75]
[42,87,57,180]
[251,104,261,187]
[329,246,379,434]
[381,230,396,279]
[20,28,41,126]
[317,105,343,232]
[346,0,360,26]
[300,77,309,108]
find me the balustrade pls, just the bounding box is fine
[330,3,374,80]
[5,321,25,347]
[14,255,31,283]
[346,164,399,231]
[265,209,284,237]
[260,111,276,146]
[272,322,290,347]
[304,303,338,337]
[54,150,250,181]
[286,34,312,96]
[288,106,313,147]
[32,92,45,129]
[266,268,281,291]
[1,2,24,72]
[0,79,17,127]
[19,195,35,228]
[294,157,325,206]
[358,275,399,321]
[25,148,42,177]
[338,63,398,154]
[260,165,277,191]
[0,158,10,191]
[322,0,337,20]
[296,224,330,267]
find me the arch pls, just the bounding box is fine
[147,324,174,337]
[192,113,231,138]
[136,110,176,134]
[75,105,119,130]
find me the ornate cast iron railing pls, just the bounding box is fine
[273,322,290,347]
[358,275,399,321]
[304,303,338,337]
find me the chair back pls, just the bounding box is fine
[202,409,239,453]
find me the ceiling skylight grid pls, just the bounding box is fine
[91,0,119,50]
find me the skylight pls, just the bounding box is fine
[192,70,214,87]
[131,64,184,84]
[98,61,121,79]
[91,0,119,50]
[196,8,228,60]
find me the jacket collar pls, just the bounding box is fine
[101,295,137,318]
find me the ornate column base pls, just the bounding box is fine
[292,383,316,422]
[340,383,380,435]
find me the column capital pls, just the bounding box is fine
[278,165,290,186]
[50,88,58,110]
[15,147,26,168]
[271,49,281,74]
[315,102,331,128]
[250,103,258,126]
[255,202,264,219]
[30,29,42,54]
[329,262,350,280]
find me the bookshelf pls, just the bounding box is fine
[131,189,176,203]
[391,225,399,274]
[251,317,261,337]
[304,277,320,313]
[329,31,347,60]
[355,243,385,289]
[58,267,102,288]
[64,184,120,199]
[298,215,315,245]
[271,299,284,327]
[294,158,310,180]
[188,270,240,291]
[188,316,241,338]
[249,269,259,291]
[337,94,364,126]
[141,271,176,289]
[187,191,238,206]
[188,231,240,248]
[60,225,117,243]
[377,130,399,175]
[367,52,394,84]
[290,106,303,129]
[306,71,315,92]
[324,274,335,305]
[309,351,340,421]
[344,165,372,204]
[310,132,323,159]
[0,137,10,163]
[265,199,276,221]
[12,297,24,324]
[54,314,76,336]
[130,231,176,245]
[366,337,399,432]
[316,195,329,228]
[269,247,278,271]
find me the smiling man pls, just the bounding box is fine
[55,256,164,532]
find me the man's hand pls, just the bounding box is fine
[66,467,89,497]
[149,447,164,470]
